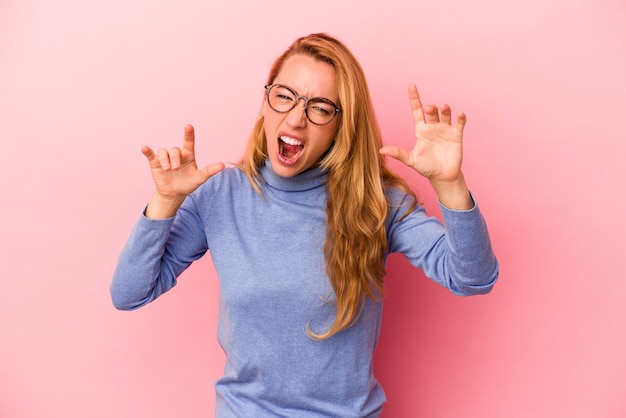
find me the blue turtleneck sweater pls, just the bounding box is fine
[111,160,498,417]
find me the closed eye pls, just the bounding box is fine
[310,105,331,116]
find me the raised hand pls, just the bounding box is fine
[141,124,225,218]
[380,84,473,210]
[380,84,466,182]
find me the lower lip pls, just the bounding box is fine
[277,149,299,166]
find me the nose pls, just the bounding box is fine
[285,98,307,128]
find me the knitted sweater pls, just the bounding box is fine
[111,160,498,417]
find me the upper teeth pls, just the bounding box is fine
[280,136,303,146]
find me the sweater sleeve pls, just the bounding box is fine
[386,190,499,296]
[110,192,210,310]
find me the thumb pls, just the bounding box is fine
[197,162,226,183]
[379,146,411,165]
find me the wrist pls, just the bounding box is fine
[144,191,186,219]
[430,174,473,210]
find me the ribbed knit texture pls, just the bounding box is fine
[111,159,498,417]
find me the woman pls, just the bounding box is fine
[111,33,498,417]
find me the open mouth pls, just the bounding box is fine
[277,135,304,165]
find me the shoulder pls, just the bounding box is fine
[185,166,253,211]
[196,166,250,194]
[385,186,418,211]
[384,186,427,226]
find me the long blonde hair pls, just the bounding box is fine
[242,33,416,339]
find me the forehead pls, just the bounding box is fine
[273,54,337,100]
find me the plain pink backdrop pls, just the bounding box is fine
[1,0,625,417]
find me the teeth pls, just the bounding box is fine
[279,136,303,146]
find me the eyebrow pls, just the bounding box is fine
[275,83,338,103]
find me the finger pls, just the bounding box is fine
[423,104,440,123]
[142,145,163,169]
[456,112,467,133]
[408,84,425,123]
[439,104,452,124]
[168,147,182,170]
[182,124,196,156]
[157,148,171,171]
[141,145,156,161]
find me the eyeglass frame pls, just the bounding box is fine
[264,84,342,126]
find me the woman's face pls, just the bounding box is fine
[262,53,339,178]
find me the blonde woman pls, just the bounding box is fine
[111,33,498,417]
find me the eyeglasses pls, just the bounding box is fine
[264,84,342,126]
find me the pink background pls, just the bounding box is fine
[1,0,625,417]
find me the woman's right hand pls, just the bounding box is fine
[141,124,225,219]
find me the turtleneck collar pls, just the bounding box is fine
[259,159,328,192]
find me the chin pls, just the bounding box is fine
[272,163,303,178]
[269,151,309,177]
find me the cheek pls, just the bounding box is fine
[322,127,338,149]
[262,102,279,132]
[261,99,268,118]
[263,123,277,154]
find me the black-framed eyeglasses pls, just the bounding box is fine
[264,84,342,126]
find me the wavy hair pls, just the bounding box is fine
[241,33,416,339]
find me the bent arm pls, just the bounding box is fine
[436,198,499,295]
[110,196,208,310]
[387,191,499,295]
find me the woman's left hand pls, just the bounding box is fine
[380,83,465,183]
[380,84,473,210]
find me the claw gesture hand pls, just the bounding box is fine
[141,124,225,218]
[380,84,473,209]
